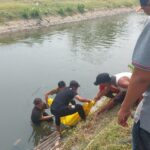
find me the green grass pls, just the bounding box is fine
[0,0,138,23]
[61,104,133,150]
[86,118,132,150]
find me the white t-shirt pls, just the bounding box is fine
[115,72,132,91]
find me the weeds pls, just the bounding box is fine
[77,4,85,13]
[30,7,41,18]
[61,104,133,150]
[21,9,29,19]
[57,8,65,16]
[0,0,138,23]
[66,7,74,16]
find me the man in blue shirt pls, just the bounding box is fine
[118,0,150,149]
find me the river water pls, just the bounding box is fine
[0,12,147,150]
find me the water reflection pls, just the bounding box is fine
[69,14,127,51]
[0,13,127,47]
[63,14,129,65]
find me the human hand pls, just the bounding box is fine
[50,115,54,118]
[117,108,131,127]
[87,99,92,103]
[68,105,75,109]
[93,97,98,102]
[136,6,142,12]
[84,99,91,103]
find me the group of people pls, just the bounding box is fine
[31,72,134,135]
[31,80,91,134]
[31,0,150,149]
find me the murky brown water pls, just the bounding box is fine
[0,12,147,150]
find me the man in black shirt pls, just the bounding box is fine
[31,98,53,125]
[51,80,91,134]
[44,80,66,104]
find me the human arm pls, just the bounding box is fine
[118,67,150,127]
[45,87,59,103]
[94,86,110,101]
[42,102,49,109]
[40,114,54,121]
[75,95,91,103]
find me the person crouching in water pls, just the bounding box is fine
[31,98,53,125]
[51,80,91,135]
[94,72,132,115]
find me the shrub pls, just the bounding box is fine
[57,8,65,16]
[66,7,74,16]
[77,4,85,13]
[21,9,29,19]
[30,7,41,18]
[43,9,51,16]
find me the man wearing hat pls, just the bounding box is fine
[118,0,150,149]
[94,72,132,115]
[51,80,91,135]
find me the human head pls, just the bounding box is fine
[69,80,80,90]
[33,98,43,109]
[58,80,66,88]
[140,0,150,15]
[94,73,111,86]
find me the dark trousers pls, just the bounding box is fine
[51,104,86,126]
[132,121,150,150]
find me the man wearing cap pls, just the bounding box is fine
[44,80,66,104]
[118,0,150,149]
[31,98,53,125]
[51,80,91,134]
[94,72,132,115]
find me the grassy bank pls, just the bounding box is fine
[0,0,138,23]
[61,103,133,150]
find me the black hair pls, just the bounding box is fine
[94,73,111,85]
[69,80,80,88]
[33,98,42,105]
[58,80,66,88]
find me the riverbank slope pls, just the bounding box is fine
[0,0,138,35]
[61,103,133,150]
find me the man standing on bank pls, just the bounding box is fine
[51,80,91,135]
[118,0,150,149]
